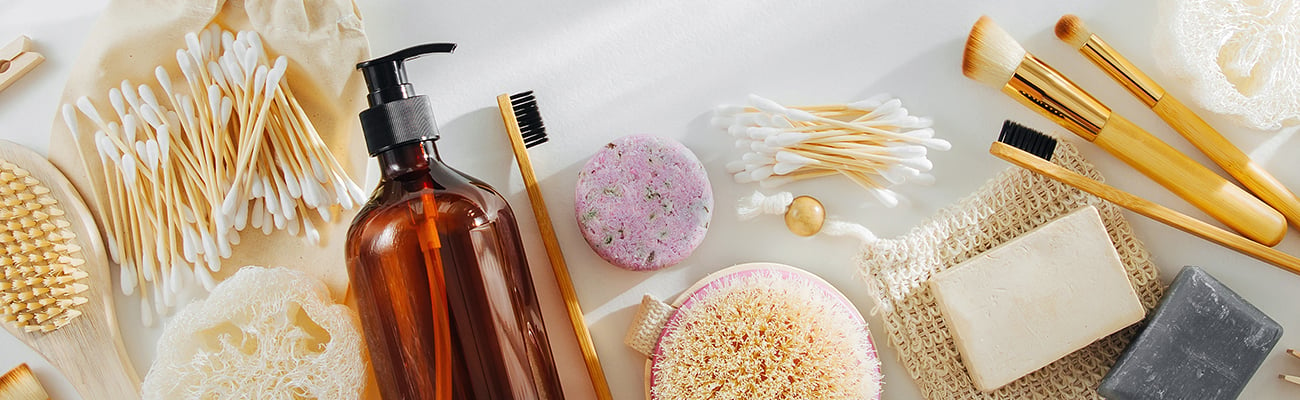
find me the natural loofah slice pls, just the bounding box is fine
[1156,0,1300,130]
[650,263,882,399]
[142,266,363,400]
[0,160,89,333]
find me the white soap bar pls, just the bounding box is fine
[928,205,1144,392]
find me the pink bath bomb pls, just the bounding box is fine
[575,135,713,271]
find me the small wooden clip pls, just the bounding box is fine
[1282,349,1300,386]
[0,36,45,94]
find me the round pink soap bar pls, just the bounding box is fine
[575,135,713,271]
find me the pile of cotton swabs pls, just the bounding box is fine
[714,94,949,207]
[61,24,366,324]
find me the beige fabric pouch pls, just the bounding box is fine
[46,0,370,300]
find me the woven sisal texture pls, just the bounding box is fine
[856,142,1163,399]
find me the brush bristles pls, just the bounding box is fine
[0,364,48,400]
[652,269,880,398]
[508,91,548,149]
[0,160,89,334]
[1055,15,1091,49]
[998,121,1058,160]
[963,16,1026,88]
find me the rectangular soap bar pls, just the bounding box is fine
[1099,266,1282,400]
[928,205,1145,392]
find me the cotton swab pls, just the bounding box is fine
[717,94,946,205]
[62,24,366,323]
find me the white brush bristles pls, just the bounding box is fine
[1055,15,1091,49]
[962,16,1026,88]
[60,23,364,323]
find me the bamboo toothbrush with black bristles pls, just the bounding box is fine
[496,91,613,400]
[963,15,1287,246]
[1055,14,1300,231]
[990,121,1300,276]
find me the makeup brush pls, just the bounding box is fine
[497,91,612,400]
[963,15,1286,246]
[1055,15,1300,231]
[990,121,1300,276]
[0,364,48,400]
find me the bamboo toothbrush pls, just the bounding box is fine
[497,91,612,400]
[0,141,139,399]
[0,364,47,400]
[1055,15,1300,231]
[990,122,1300,276]
[963,16,1287,246]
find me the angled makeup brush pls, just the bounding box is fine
[497,91,613,400]
[963,16,1286,246]
[990,121,1300,276]
[1056,15,1300,232]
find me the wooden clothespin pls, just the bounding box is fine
[0,36,45,94]
[1282,349,1300,386]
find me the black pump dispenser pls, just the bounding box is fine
[356,43,456,156]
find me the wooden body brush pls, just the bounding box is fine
[963,16,1287,246]
[497,91,613,400]
[0,141,139,399]
[1056,15,1300,231]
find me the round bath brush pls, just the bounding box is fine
[625,262,883,399]
[575,135,713,271]
[0,140,139,399]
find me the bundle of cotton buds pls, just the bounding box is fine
[61,24,366,324]
[714,94,949,207]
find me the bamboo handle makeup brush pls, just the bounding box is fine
[963,16,1287,246]
[991,123,1300,276]
[497,92,613,400]
[1056,15,1300,232]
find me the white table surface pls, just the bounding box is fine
[3,0,1299,399]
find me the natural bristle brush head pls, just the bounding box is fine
[1055,15,1091,49]
[998,121,1058,160]
[509,91,548,149]
[650,263,882,399]
[963,16,1026,88]
[0,364,48,400]
[0,160,89,335]
[0,160,89,333]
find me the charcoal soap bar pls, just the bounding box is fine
[1099,266,1282,400]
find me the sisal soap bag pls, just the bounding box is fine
[855,142,1163,399]
[45,0,370,299]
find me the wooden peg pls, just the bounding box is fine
[0,36,44,94]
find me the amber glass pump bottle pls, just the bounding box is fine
[345,43,564,399]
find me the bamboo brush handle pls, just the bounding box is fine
[496,95,613,400]
[1092,114,1286,246]
[989,142,1300,276]
[1152,95,1300,230]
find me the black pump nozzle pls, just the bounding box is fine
[356,43,457,156]
[357,43,456,107]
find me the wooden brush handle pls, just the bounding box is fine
[1153,95,1300,231]
[990,142,1300,276]
[496,95,613,400]
[1092,114,1286,246]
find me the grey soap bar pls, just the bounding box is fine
[1098,266,1282,400]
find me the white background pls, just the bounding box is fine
[3,0,1299,399]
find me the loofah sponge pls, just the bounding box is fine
[0,160,88,333]
[142,266,363,399]
[647,263,882,399]
[1156,0,1300,130]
